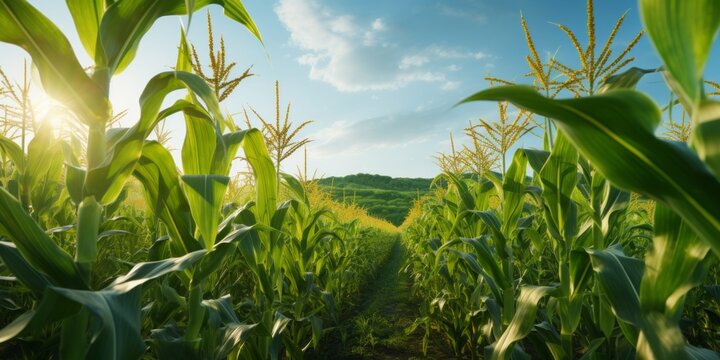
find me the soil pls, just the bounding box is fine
[312,239,451,359]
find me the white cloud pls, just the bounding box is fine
[275,0,491,92]
[330,16,356,35]
[440,5,487,23]
[399,55,430,69]
[276,0,440,91]
[311,106,452,155]
[441,81,461,91]
[427,45,489,60]
[371,18,385,31]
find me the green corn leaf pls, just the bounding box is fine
[98,0,262,74]
[65,164,86,205]
[241,129,277,226]
[694,100,720,180]
[639,0,720,180]
[204,308,257,358]
[65,0,105,58]
[487,285,556,360]
[524,149,550,174]
[640,204,709,318]
[182,107,222,176]
[539,131,578,245]
[459,86,720,256]
[25,123,64,213]
[281,173,310,206]
[86,71,220,204]
[636,204,710,359]
[0,286,80,343]
[194,225,257,283]
[182,175,229,250]
[133,142,199,256]
[176,27,193,73]
[501,149,528,236]
[0,187,83,289]
[598,67,658,94]
[471,210,507,253]
[640,0,720,109]
[111,250,205,286]
[586,244,644,326]
[85,252,205,359]
[451,246,503,302]
[460,237,511,290]
[53,286,145,360]
[0,134,25,174]
[0,0,108,124]
[0,241,50,294]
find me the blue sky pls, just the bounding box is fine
[1,1,718,178]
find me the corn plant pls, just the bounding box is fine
[434,132,468,176]
[244,81,313,187]
[459,0,720,358]
[190,12,254,102]
[551,0,644,96]
[0,1,263,358]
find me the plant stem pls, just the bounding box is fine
[60,309,89,359]
[185,280,206,348]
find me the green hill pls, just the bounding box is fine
[317,174,433,226]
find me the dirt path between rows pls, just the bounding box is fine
[320,238,449,359]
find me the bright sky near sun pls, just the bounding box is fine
[1,0,718,178]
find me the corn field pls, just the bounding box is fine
[0,0,719,359]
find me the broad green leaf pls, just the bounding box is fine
[182,175,230,249]
[0,0,108,124]
[66,164,86,205]
[53,286,144,360]
[586,245,644,326]
[86,71,221,204]
[471,210,507,253]
[194,225,257,283]
[0,134,24,173]
[694,100,720,179]
[635,204,710,359]
[182,107,221,176]
[133,141,199,256]
[636,312,691,360]
[539,131,578,245]
[176,27,193,73]
[524,149,550,174]
[111,250,205,286]
[0,286,80,343]
[0,241,50,293]
[436,239,504,302]
[640,0,720,109]
[65,0,105,58]
[241,129,277,226]
[488,285,555,360]
[500,150,528,236]
[281,173,310,206]
[640,0,720,181]
[25,123,64,213]
[0,187,83,289]
[459,86,720,256]
[98,0,262,74]
[598,67,657,94]
[640,204,709,318]
[49,253,204,359]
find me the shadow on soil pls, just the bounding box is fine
[313,238,451,359]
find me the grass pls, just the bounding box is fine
[318,174,432,226]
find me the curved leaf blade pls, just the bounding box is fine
[0,0,107,123]
[459,86,720,255]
